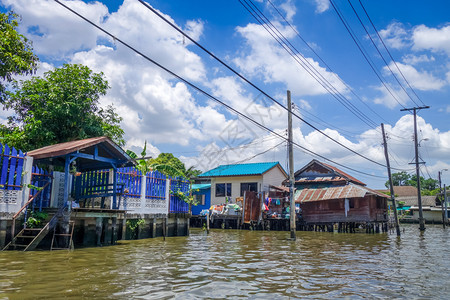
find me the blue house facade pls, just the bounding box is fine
[191,183,211,216]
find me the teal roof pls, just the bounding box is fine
[199,162,283,177]
[192,183,211,190]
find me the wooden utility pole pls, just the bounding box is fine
[400,106,429,231]
[287,90,296,240]
[381,123,401,236]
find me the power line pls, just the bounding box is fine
[266,0,390,125]
[136,0,393,168]
[346,0,420,107]
[240,0,379,129]
[329,0,408,110]
[357,0,426,106]
[53,0,395,178]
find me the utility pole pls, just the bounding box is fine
[381,124,400,236]
[288,90,296,240]
[400,106,429,231]
[444,184,448,225]
[439,171,445,228]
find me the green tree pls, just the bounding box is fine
[1,64,124,150]
[385,171,411,188]
[0,11,39,102]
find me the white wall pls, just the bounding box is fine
[262,166,288,191]
[210,175,263,206]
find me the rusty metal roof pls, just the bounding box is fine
[295,183,388,203]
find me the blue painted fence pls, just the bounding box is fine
[169,176,190,213]
[29,166,53,210]
[0,143,25,190]
[75,167,190,213]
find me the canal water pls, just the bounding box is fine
[1,224,449,299]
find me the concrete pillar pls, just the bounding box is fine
[111,217,117,245]
[152,217,157,238]
[96,217,103,246]
[0,220,7,249]
[121,216,127,240]
[140,174,147,213]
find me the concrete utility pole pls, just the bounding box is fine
[439,170,448,228]
[381,124,401,236]
[445,184,448,225]
[400,106,429,231]
[287,90,296,240]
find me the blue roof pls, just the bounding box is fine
[192,183,211,190]
[199,162,283,177]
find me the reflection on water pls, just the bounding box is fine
[1,225,449,299]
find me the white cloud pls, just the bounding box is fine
[412,24,450,55]
[402,54,435,65]
[373,85,409,109]
[379,22,410,50]
[279,0,296,22]
[234,23,347,97]
[313,0,330,14]
[2,0,109,58]
[383,62,446,91]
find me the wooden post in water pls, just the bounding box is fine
[381,123,401,236]
[206,212,210,234]
[287,90,296,241]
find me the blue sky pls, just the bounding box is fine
[1,0,450,189]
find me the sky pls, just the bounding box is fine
[1,0,450,189]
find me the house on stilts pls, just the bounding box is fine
[293,160,389,233]
[0,137,190,251]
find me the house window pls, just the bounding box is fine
[216,183,232,197]
[240,182,258,196]
[195,194,205,205]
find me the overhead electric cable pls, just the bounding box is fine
[266,0,389,125]
[136,0,393,169]
[329,0,408,110]
[357,0,426,106]
[346,0,420,107]
[53,0,397,178]
[240,0,378,129]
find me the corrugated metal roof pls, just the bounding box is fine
[192,183,211,190]
[27,136,134,171]
[396,195,437,207]
[295,183,388,203]
[199,162,283,177]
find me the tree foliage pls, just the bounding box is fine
[385,172,439,194]
[0,11,39,101]
[1,64,124,151]
[128,144,202,180]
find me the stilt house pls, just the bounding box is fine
[294,160,388,224]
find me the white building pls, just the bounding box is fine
[198,162,287,206]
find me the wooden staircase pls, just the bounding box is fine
[2,206,70,251]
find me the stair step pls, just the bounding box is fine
[24,228,44,231]
[51,247,70,250]
[17,235,35,239]
[12,244,27,248]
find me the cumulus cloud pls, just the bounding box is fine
[279,0,297,22]
[383,62,446,91]
[233,22,347,97]
[373,85,409,109]
[313,0,330,14]
[412,24,450,55]
[402,54,435,65]
[379,22,410,49]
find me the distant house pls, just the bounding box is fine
[191,183,211,216]
[294,159,389,224]
[198,162,287,206]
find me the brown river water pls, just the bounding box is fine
[0,224,449,299]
